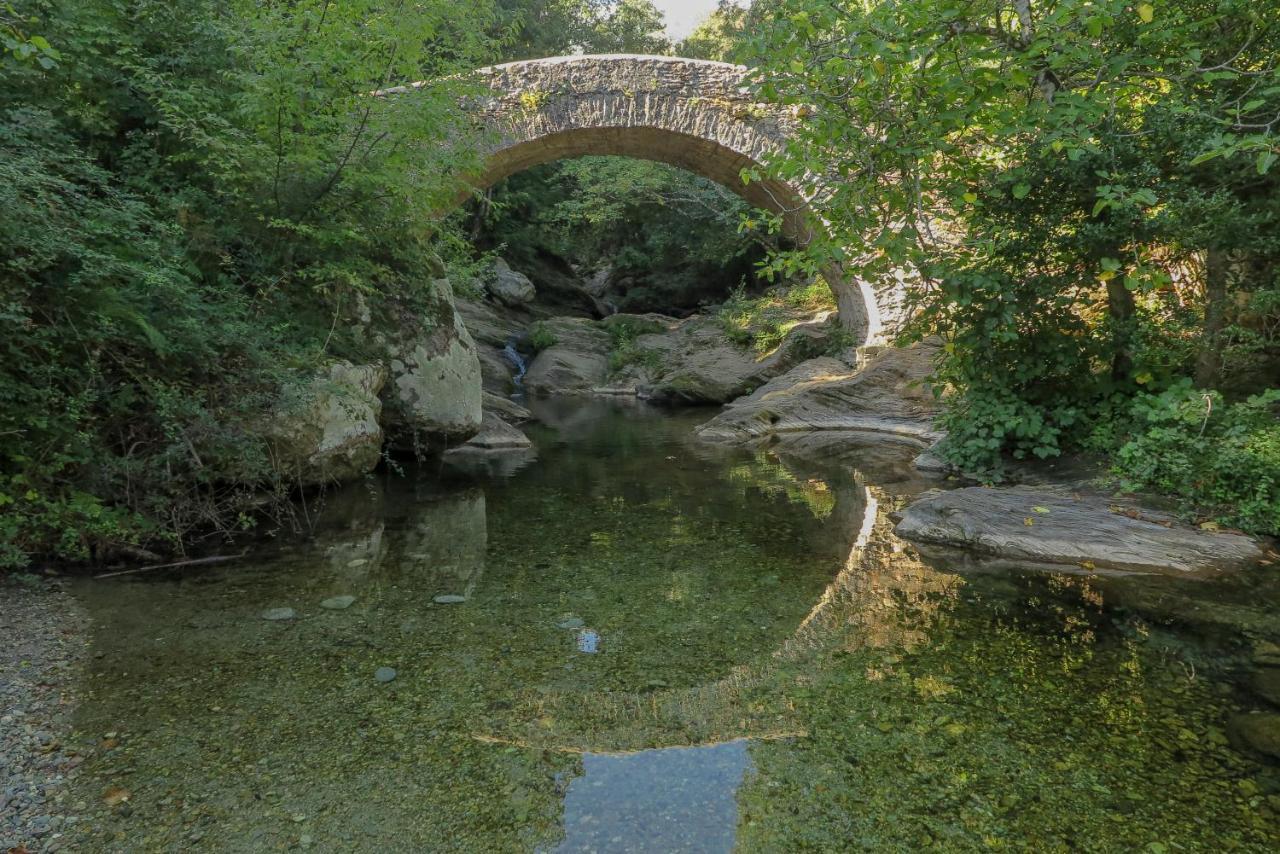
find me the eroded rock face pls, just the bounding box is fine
[695,343,941,442]
[487,259,536,306]
[523,317,613,394]
[268,362,387,486]
[895,486,1266,577]
[384,279,483,448]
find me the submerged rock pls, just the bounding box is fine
[262,608,297,621]
[319,596,356,611]
[557,617,585,629]
[695,343,941,442]
[433,594,467,605]
[374,667,397,684]
[265,362,388,486]
[1251,669,1280,708]
[895,486,1265,576]
[1228,712,1280,759]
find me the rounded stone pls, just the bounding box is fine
[433,594,466,604]
[1251,668,1280,708]
[261,608,296,621]
[1228,712,1280,759]
[319,595,356,611]
[374,667,397,684]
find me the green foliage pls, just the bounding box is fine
[717,280,839,354]
[528,322,559,352]
[0,0,497,567]
[1109,382,1280,536]
[678,2,749,62]
[496,0,670,60]
[744,0,1280,492]
[480,155,772,313]
[604,316,667,375]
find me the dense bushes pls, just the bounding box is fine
[744,0,1280,530]
[0,0,496,567]
[1109,384,1280,535]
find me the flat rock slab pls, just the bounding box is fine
[895,487,1265,577]
[433,594,467,604]
[319,596,356,610]
[261,608,297,621]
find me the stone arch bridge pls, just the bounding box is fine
[396,55,903,346]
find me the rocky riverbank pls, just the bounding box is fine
[1,579,89,852]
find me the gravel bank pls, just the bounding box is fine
[1,578,89,853]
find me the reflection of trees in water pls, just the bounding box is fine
[476,476,963,754]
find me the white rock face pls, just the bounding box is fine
[268,361,387,486]
[487,259,536,306]
[385,279,483,447]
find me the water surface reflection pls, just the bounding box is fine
[64,400,1280,851]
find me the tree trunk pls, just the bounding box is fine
[1194,248,1229,389]
[1106,277,1136,384]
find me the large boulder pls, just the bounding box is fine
[383,279,483,449]
[624,313,837,404]
[486,258,536,306]
[267,362,387,486]
[894,486,1266,577]
[523,317,613,394]
[695,343,941,442]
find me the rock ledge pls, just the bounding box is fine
[895,486,1265,576]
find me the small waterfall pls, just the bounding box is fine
[502,336,528,389]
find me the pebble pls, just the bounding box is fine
[0,580,88,852]
[432,595,466,605]
[261,607,296,621]
[319,596,356,610]
[375,667,398,683]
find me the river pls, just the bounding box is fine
[65,399,1279,850]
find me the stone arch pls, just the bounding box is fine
[459,55,897,346]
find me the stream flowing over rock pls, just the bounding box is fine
[382,278,483,448]
[894,486,1267,576]
[694,343,941,442]
[266,361,388,486]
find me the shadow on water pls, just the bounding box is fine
[67,399,1280,851]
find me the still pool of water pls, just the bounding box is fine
[67,399,1280,850]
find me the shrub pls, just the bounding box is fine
[528,322,558,352]
[1112,382,1280,536]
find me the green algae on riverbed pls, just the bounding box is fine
[62,401,1280,851]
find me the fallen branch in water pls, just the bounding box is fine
[94,552,248,580]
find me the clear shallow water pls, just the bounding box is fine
[66,399,1280,851]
